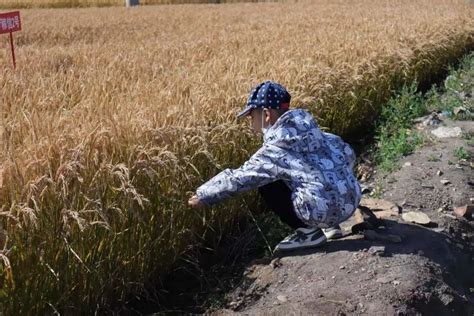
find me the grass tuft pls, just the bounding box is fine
[454,146,471,160]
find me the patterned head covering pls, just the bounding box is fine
[237,81,291,118]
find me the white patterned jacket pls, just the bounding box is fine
[196,109,361,227]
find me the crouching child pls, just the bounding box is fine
[188,81,361,251]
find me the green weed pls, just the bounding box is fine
[375,83,427,171]
[375,52,474,172]
[425,52,474,119]
[454,146,471,160]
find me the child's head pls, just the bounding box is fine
[238,81,291,133]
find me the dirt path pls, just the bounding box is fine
[215,116,473,315]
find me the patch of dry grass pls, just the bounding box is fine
[0,0,473,313]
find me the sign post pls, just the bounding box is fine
[0,11,21,70]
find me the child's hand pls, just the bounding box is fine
[188,195,202,208]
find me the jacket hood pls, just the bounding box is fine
[263,109,323,153]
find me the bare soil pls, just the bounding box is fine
[215,116,474,315]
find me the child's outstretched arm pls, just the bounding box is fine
[190,145,280,207]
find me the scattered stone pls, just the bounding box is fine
[431,126,462,138]
[359,198,400,213]
[453,205,473,219]
[456,243,464,250]
[364,230,402,243]
[393,280,400,286]
[374,209,399,219]
[276,295,288,303]
[352,206,385,234]
[441,214,457,220]
[431,227,445,233]
[368,246,386,256]
[402,211,431,225]
[403,162,412,167]
[436,170,443,176]
[440,179,451,185]
[339,265,345,270]
[364,199,399,212]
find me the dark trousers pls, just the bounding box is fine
[258,180,307,229]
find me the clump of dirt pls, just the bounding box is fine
[215,115,473,315]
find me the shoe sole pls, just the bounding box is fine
[275,235,327,252]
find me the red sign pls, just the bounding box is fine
[1,11,21,69]
[0,11,21,34]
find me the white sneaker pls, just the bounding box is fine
[323,225,343,240]
[275,227,327,251]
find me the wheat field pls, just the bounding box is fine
[1,0,473,313]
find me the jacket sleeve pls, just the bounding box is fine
[195,145,279,205]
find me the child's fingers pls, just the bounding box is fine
[188,195,201,208]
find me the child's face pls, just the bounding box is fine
[248,108,273,134]
[248,108,264,133]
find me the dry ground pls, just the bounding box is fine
[215,116,474,315]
